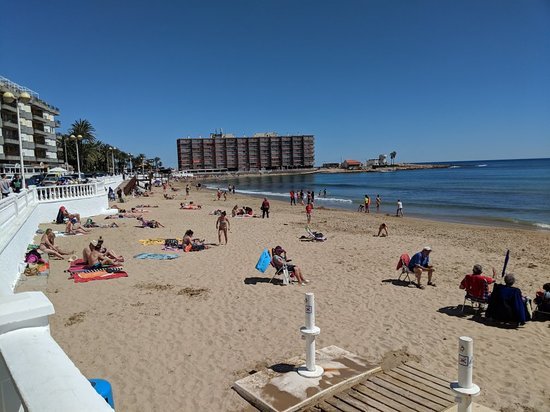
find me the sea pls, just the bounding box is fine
[206,158,550,230]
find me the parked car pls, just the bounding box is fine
[26,174,45,186]
[40,176,60,186]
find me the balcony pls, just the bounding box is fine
[32,113,45,122]
[1,119,18,129]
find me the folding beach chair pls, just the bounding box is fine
[462,278,490,314]
[396,253,413,285]
[269,248,291,285]
[533,297,550,320]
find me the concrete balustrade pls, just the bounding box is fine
[0,175,123,411]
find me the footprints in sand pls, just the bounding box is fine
[65,311,86,327]
[134,282,210,298]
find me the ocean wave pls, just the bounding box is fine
[449,166,461,169]
[533,223,550,230]
[476,164,487,167]
[207,186,352,203]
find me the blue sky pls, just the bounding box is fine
[2,0,549,166]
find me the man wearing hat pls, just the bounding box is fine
[408,247,435,289]
[272,246,310,285]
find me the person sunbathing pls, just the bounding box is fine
[97,237,124,263]
[82,240,117,267]
[486,273,529,325]
[180,202,202,210]
[459,264,496,300]
[164,193,175,200]
[136,204,158,208]
[137,216,164,228]
[56,206,81,224]
[65,218,92,235]
[231,205,239,217]
[39,228,74,259]
[105,212,143,219]
[182,229,209,251]
[272,246,310,285]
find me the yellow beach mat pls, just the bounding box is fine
[138,238,182,246]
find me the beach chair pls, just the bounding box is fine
[462,278,490,314]
[396,253,413,285]
[269,249,291,285]
[533,297,550,320]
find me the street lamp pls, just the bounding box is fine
[109,147,116,175]
[2,91,31,189]
[70,134,82,179]
[128,153,133,174]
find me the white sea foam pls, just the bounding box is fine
[205,186,352,203]
[476,164,487,167]
[449,166,461,169]
[534,223,550,230]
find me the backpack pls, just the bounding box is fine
[164,239,179,248]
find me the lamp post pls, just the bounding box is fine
[2,91,31,189]
[70,134,82,179]
[128,153,133,174]
[109,147,116,175]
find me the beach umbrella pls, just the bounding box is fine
[501,250,510,277]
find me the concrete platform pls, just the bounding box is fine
[443,404,498,412]
[233,345,380,412]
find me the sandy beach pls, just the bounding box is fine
[17,183,550,412]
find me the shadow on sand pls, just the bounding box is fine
[381,278,416,288]
[438,305,522,329]
[244,277,283,286]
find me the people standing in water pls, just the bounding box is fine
[396,199,404,217]
[311,190,315,204]
[290,190,296,205]
[364,195,370,213]
[376,194,381,212]
[323,188,327,197]
[216,211,230,245]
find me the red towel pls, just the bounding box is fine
[70,270,128,283]
[396,253,410,270]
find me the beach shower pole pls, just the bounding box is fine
[297,293,324,378]
[450,336,480,412]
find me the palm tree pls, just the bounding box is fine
[67,119,97,172]
[390,151,397,166]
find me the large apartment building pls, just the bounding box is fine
[177,133,315,172]
[0,76,61,174]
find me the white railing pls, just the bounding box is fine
[0,175,123,412]
[35,182,101,201]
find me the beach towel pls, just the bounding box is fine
[396,253,410,270]
[71,270,128,283]
[134,253,179,260]
[255,249,271,273]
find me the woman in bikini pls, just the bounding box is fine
[39,228,73,259]
[216,211,230,245]
[65,218,92,235]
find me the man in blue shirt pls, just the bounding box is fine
[408,246,435,289]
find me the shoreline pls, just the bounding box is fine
[201,186,549,232]
[16,182,550,411]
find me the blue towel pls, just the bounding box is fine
[255,249,271,273]
[133,253,179,260]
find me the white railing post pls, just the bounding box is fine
[297,293,324,378]
[450,336,480,412]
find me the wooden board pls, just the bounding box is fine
[304,364,455,412]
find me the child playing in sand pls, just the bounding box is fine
[376,223,388,237]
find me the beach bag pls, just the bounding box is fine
[255,248,271,273]
[25,248,42,263]
[164,239,179,248]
